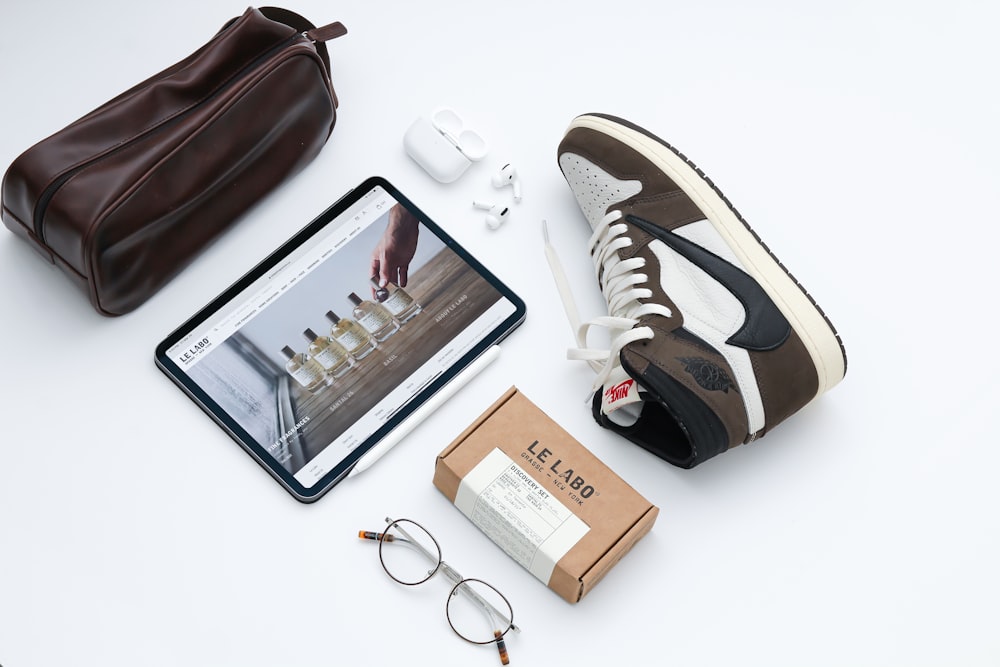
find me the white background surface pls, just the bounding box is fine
[1,1,998,665]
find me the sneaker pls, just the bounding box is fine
[550,113,847,468]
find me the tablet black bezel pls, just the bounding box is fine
[154,176,526,503]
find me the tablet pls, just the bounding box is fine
[155,177,526,502]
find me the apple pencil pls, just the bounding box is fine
[347,345,501,478]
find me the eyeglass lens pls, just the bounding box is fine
[446,577,515,646]
[378,519,443,585]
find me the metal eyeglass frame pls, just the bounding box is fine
[359,517,520,664]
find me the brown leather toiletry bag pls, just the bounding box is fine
[1,6,347,315]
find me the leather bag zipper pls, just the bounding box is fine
[31,30,325,240]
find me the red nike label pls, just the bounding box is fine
[604,379,635,404]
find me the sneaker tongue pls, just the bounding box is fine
[600,366,642,416]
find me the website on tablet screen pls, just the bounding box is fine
[163,184,518,488]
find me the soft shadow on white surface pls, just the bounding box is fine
[1,1,998,666]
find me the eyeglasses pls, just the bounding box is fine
[359,517,520,664]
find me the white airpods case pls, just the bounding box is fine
[403,108,488,183]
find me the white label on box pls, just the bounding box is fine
[455,447,590,585]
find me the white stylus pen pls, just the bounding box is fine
[347,345,501,478]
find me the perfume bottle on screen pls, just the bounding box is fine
[303,328,352,379]
[348,292,399,342]
[326,310,377,360]
[372,279,422,324]
[281,345,330,393]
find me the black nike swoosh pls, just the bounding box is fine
[627,215,790,351]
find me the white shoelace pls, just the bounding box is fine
[543,211,673,393]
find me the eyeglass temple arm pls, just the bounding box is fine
[361,519,442,566]
[493,630,510,666]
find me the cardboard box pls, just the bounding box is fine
[433,387,658,603]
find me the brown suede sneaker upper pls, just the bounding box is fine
[557,113,844,468]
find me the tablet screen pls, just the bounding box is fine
[155,177,525,502]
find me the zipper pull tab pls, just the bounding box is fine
[306,21,347,43]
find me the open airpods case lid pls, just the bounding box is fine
[430,108,488,161]
[403,107,488,183]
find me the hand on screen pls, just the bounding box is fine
[370,204,419,289]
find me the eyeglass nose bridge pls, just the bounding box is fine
[438,560,463,586]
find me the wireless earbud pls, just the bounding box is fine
[473,200,510,230]
[485,206,510,230]
[490,163,522,203]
